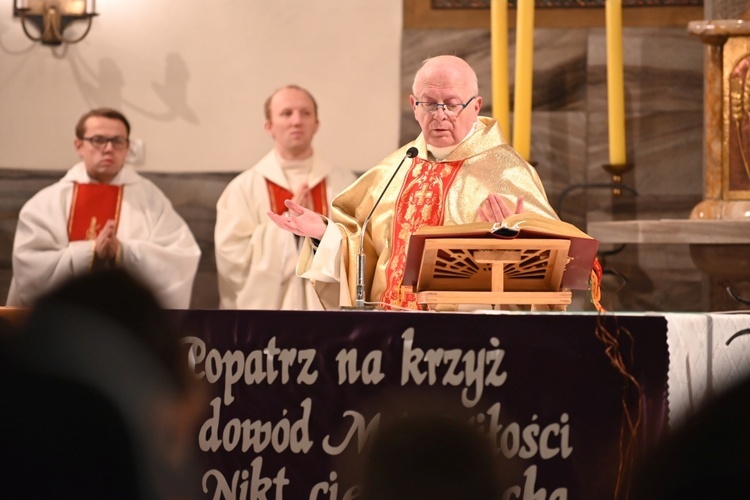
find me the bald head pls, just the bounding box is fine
[412,55,479,97]
[410,55,482,148]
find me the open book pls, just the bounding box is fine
[402,213,599,291]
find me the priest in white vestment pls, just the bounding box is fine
[268,56,559,310]
[214,85,357,310]
[7,108,201,309]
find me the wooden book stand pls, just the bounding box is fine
[400,237,573,310]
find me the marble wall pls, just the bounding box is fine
[0,21,719,312]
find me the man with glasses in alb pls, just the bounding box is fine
[269,55,558,310]
[7,107,200,309]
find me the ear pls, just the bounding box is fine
[263,120,273,136]
[409,95,419,118]
[74,138,84,157]
[473,96,483,113]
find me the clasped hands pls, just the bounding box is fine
[267,192,524,239]
[93,219,120,266]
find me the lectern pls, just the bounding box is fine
[401,237,574,309]
[398,214,601,311]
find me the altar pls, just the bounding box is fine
[173,309,750,499]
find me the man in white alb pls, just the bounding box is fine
[7,107,201,309]
[214,85,357,310]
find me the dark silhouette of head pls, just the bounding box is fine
[360,414,504,500]
[1,268,205,499]
[631,374,750,499]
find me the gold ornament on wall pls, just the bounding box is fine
[12,0,97,46]
[727,55,750,193]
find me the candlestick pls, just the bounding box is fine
[602,163,634,196]
[491,0,510,140]
[606,0,626,165]
[512,0,534,161]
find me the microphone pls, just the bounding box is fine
[352,146,419,309]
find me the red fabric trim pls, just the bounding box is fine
[265,179,328,217]
[67,182,123,241]
[310,181,329,217]
[379,158,463,309]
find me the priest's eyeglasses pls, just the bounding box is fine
[82,135,130,151]
[414,96,477,114]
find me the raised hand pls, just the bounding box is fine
[477,194,524,223]
[267,199,327,240]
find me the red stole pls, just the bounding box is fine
[380,158,462,309]
[67,182,123,241]
[265,179,329,217]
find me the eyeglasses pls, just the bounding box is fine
[82,135,130,151]
[414,96,477,114]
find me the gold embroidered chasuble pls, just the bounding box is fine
[322,116,558,310]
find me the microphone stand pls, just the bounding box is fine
[345,147,419,310]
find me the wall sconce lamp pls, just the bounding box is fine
[13,0,97,46]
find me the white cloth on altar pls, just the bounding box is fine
[665,312,750,427]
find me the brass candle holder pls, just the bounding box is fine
[602,163,634,196]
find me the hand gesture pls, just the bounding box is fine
[94,219,119,261]
[291,183,314,211]
[267,199,327,240]
[477,194,524,223]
